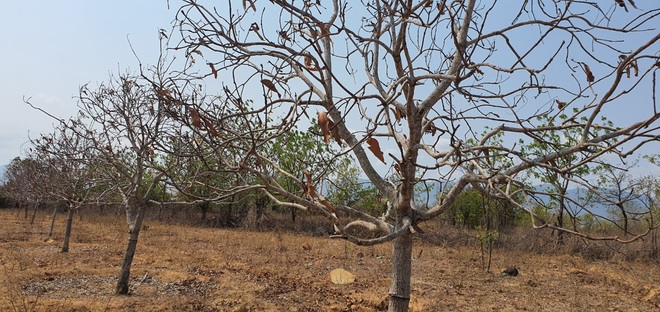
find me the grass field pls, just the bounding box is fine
[1,208,659,311]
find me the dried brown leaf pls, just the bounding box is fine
[366,137,385,163]
[304,55,325,71]
[319,199,336,214]
[190,109,202,128]
[318,23,331,38]
[582,62,595,83]
[556,100,567,110]
[261,79,281,97]
[318,112,331,143]
[191,49,203,57]
[243,0,256,12]
[202,117,219,137]
[208,62,218,79]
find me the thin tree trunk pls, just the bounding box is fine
[388,230,413,312]
[61,204,75,252]
[30,202,38,225]
[115,205,146,295]
[49,206,58,237]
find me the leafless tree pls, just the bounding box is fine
[161,1,660,310]
[27,118,112,252]
[3,156,50,222]
[70,71,179,295]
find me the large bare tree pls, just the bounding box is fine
[71,72,178,295]
[164,1,660,310]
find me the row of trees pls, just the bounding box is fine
[2,1,660,311]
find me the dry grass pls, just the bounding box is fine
[0,208,659,311]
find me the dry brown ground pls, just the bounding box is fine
[0,209,659,312]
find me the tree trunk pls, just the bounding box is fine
[290,207,297,223]
[48,206,58,238]
[30,202,38,225]
[115,205,146,295]
[388,229,413,312]
[61,203,75,252]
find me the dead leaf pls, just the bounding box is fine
[327,119,342,145]
[303,170,316,198]
[191,49,203,57]
[208,62,218,79]
[438,0,446,15]
[304,55,325,71]
[424,120,439,136]
[394,163,401,174]
[279,31,291,42]
[614,0,627,11]
[319,199,336,214]
[261,79,281,97]
[627,0,638,9]
[317,23,332,42]
[366,137,385,163]
[202,117,219,137]
[392,107,406,123]
[555,99,567,109]
[318,112,331,143]
[582,62,595,83]
[190,109,202,128]
[243,0,256,12]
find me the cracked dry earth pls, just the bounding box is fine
[1,210,659,311]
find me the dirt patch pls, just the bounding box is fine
[1,209,658,311]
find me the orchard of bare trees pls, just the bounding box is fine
[2,1,660,311]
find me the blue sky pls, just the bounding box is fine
[1,1,658,181]
[0,1,173,165]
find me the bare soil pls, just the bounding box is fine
[0,209,658,311]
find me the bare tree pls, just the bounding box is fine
[70,72,177,295]
[165,1,660,310]
[3,156,50,222]
[28,118,111,252]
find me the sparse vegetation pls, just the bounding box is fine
[1,208,658,311]
[3,1,660,311]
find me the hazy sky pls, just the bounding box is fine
[0,1,173,165]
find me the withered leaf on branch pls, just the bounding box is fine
[304,55,326,71]
[615,0,628,12]
[316,112,342,145]
[366,137,385,164]
[317,23,332,43]
[581,62,595,83]
[303,170,316,198]
[191,49,203,57]
[392,106,406,123]
[208,62,218,79]
[243,0,256,12]
[260,79,281,97]
[394,163,401,174]
[319,199,336,214]
[202,117,219,137]
[190,109,202,128]
[424,119,439,136]
[556,99,567,109]
[279,31,291,42]
[618,55,639,78]
[318,112,331,143]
